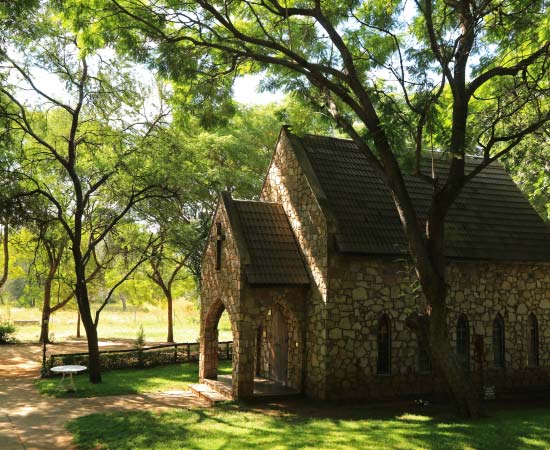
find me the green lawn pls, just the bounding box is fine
[36,360,232,398]
[66,403,550,450]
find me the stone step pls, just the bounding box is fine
[203,378,233,400]
[189,383,230,406]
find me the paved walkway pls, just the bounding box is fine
[0,343,207,450]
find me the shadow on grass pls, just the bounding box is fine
[36,360,232,398]
[67,401,550,450]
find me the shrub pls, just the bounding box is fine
[136,325,146,367]
[0,322,16,344]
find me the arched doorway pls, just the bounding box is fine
[270,304,289,384]
[200,299,230,381]
[255,302,302,390]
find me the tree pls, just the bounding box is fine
[94,0,550,416]
[0,222,8,292]
[504,124,550,220]
[0,5,171,382]
[147,236,189,343]
[33,223,71,343]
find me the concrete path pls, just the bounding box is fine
[0,343,207,450]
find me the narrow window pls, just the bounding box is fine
[528,313,539,367]
[456,314,470,370]
[417,340,431,373]
[377,314,391,375]
[215,222,223,271]
[493,313,505,368]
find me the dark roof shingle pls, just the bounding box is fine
[297,134,550,261]
[233,200,309,285]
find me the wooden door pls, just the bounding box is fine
[270,305,288,384]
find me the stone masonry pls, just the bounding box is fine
[260,130,330,398]
[325,256,550,399]
[200,127,550,401]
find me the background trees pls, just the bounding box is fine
[0,3,175,381]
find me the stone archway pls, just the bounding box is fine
[199,298,228,381]
[255,300,303,391]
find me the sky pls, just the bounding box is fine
[233,74,285,105]
[16,66,283,109]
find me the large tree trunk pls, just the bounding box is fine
[39,305,51,344]
[166,290,174,343]
[73,249,102,383]
[39,273,53,343]
[429,308,482,417]
[39,243,61,344]
[76,283,102,383]
[76,310,81,338]
[410,208,483,418]
[0,224,8,290]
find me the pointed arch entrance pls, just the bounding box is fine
[255,299,303,391]
[200,298,232,381]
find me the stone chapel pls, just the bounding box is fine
[199,126,550,401]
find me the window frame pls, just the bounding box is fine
[493,313,505,369]
[456,314,470,370]
[528,313,539,368]
[376,314,391,375]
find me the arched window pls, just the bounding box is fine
[493,313,505,368]
[456,314,470,370]
[377,315,391,375]
[528,313,539,367]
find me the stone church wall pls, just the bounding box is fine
[199,200,244,382]
[260,131,329,398]
[324,255,550,400]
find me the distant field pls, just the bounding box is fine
[0,298,232,344]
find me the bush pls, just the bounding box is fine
[136,325,146,367]
[0,322,16,344]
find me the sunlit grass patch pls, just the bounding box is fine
[36,360,232,398]
[66,402,550,450]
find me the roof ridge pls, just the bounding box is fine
[302,133,499,162]
[232,198,283,206]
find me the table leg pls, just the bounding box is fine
[69,373,77,392]
[56,372,67,391]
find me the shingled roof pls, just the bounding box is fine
[293,133,550,261]
[224,194,309,285]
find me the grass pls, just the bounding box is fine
[35,360,232,398]
[66,402,550,450]
[0,299,232,343]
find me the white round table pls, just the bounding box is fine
[50,365,87,392]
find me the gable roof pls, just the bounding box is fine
[292,133,550,261]
[222,192,309,285]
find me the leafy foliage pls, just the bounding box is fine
[0,321,16,344]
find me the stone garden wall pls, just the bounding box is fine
[324,255,550,400]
